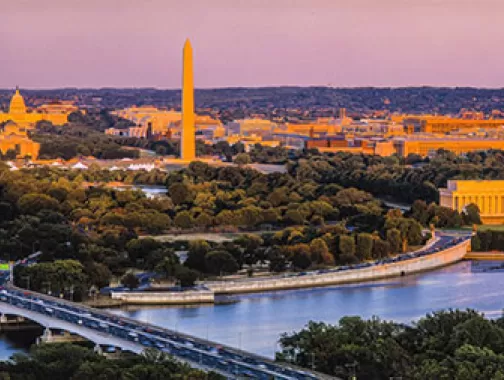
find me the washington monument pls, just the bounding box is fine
[181,39,196,161]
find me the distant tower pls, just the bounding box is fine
[181,39,196,161]
[339,108,346,120]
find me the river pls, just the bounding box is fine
[106,260,504,358]
[1,261,503,360]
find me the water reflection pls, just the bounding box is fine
[0,261,500,360]
[108,261,504,357]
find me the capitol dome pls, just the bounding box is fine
[9,88,27,115]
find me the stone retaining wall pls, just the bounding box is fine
[110,290,215,305]
[208,239,471,295]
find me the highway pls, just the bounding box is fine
[207,232,471,286]
[0,286,331,379]
[0,232,470,379]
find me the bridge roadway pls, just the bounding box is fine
[0,286,333,380]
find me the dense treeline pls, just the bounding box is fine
[288,149,504,204]
[0,343,223,380]
[34,112,138,160]
[278,309,504,380]
[472,230,504,252]
[0,154,476,296]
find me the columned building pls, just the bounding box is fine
[0,88,76,127]
[439,180,504,224]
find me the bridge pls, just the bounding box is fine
[0,286,332,380]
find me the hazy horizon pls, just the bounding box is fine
[4,85,504,91]
[3,0,504,89]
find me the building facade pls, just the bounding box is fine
[0,88,75,127]
[394,138,504,157]
[439,180,504,224]
[0,121,40,159]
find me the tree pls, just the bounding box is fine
[126,238,162,264]
[284,209,306,225]
[288,244,312,270]
[356,233,373,260]
[154,255,179,279]
[309,238,332,264]
[463,203,482,225]
[195,212,213,228]
[204,250,239,275]
[84,262,112,289]
[184,240,211,272]
[268,248,287,272]
[174,211,194,229]
[121,273,139,289]
[18,194,59,215]
[233,153,251,166]
[338,235,355,256]
[372,239,390,259]
[387,228,402,254]
[175,266,199,287]
[168,183,193,205]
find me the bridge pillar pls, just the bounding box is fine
[94,344,103,355]
[36,328,53,344]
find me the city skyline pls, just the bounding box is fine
[3,0,504,89]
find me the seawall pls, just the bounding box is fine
[110,290,215,305]
[208,239,471,295]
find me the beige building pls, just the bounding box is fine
[0,88,75,127]
[393,137,504,157]
[0,121,40,159]
[439,180,504,224]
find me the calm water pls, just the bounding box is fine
[107,261,504,358]
[1,261,503,360]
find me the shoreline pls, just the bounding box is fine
[207,238,470,295]
[99,237,470,306]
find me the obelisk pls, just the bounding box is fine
[181,39,196,161]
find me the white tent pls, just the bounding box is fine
[72,162,88,170]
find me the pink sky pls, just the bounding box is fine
[2,0,504,89]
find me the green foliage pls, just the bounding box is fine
[18,193,60,215]
[472,230,504,252]
[338,235,355,256]
[0,343,223,379]
[278,309,504,380]
[386,228,402,254]
[121,272,140,289]
[234,152,252,165]
[204,250,239,275]
[356,233,373,260]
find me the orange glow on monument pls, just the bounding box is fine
[181,39,196,161]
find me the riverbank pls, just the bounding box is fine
[109,289,215,305]
[207,237,471,295]
[100,235,470,305]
